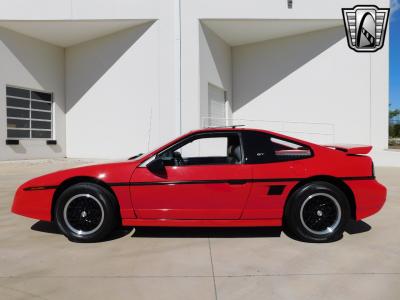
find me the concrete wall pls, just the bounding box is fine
[0,0,392,164]
[199,23,232,127]
[196,22,389,150]
[231,27,370,145]
[0,27,65,160]
[180,0,390,133]
[0,0,178,160]
[65,22,161,159]
[67,0,179,146]
[231,26,388,149]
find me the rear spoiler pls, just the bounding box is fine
[323,144,372,155]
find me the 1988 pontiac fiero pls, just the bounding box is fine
[12,127,386,242]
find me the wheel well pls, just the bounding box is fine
[285,175,356,220]
[51,176,121,221]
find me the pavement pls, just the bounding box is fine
[0,159,399,300]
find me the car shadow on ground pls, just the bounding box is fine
[30,221,134,242]
[132,220,371,239]
[283,219,372,242]
[131,226,283,238]
[345,219,371,234]
[30,219,371,241]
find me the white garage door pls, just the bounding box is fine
[208,83,226,127]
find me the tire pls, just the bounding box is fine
[284,181,350,243]
[55,183,119,242]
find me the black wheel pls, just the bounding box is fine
[55,183,119,242]
[284,181,350,243]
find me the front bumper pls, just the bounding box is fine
[345,179,387,220]
[11,185,54,222]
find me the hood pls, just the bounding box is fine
[20,160,141,189]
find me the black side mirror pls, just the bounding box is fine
[147,157,167,178]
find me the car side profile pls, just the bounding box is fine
[12,127,386,243]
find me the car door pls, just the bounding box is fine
[240,130,312,220]
[130,132,252,220]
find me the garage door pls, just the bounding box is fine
[208,83,226,127]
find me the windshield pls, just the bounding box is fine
[128,134,188,161]
[128,142,166,160]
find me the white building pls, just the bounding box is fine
[0,0,396,165]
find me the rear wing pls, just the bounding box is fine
[323,144,372,155]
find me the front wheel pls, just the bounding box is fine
[55,183,118,242]
[284,181,350,243]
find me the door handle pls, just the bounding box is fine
[227,180,247,185]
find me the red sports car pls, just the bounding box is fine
[12,127,386,242]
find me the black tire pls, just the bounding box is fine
[55,183,119,242]
[284,181,350,243]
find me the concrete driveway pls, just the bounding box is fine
[0,159,399,300]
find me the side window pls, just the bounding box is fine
[179,137,228,158]
[242,131,274,164]
[158,133,242,166]
[271,137,312,160]
[242,131,312,164]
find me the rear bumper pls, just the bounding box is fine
[345,179,387,220]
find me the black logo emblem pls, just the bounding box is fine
[342,5,390,52]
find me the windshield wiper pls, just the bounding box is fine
[128,153,144,160]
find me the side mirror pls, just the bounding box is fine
[146,157,166,177]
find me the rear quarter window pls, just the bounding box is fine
[271,137,312,161]
[242,131,312,164]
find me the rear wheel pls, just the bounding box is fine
[284,181,350,242]
[55,183,118,242]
